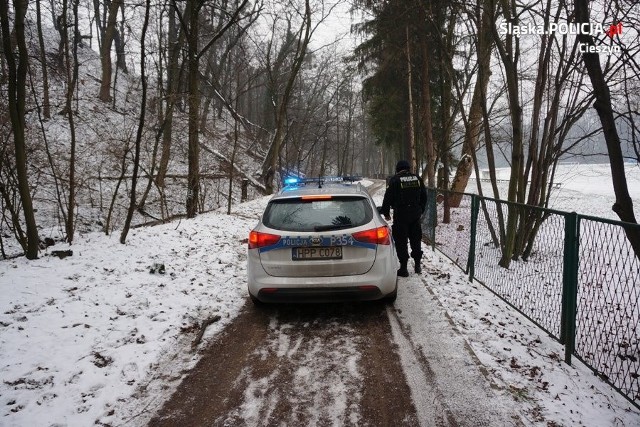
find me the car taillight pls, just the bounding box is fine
[352,226,391,245]
[248,231,281,249]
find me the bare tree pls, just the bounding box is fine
[490,0,527,268]
[261,0,312,194]
[0,0,39,259]
[0,138,29,257]
[155,0,184,190]
[35,0,51,119]
[419,47,436,186]
[574,0,640,259]
[120,0,151,243]
[449,0,495,206]
[184,0,201,218]
[471,0,622,265]
[62,0,81,242]
[406,25,417,173]
[172,0,250,217]
[98,0,123,102]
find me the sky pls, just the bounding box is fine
[309,0,360,51]
[1,179,639,426]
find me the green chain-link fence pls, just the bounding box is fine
[422,188,640,409]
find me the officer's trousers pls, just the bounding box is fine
[392,217,423,265]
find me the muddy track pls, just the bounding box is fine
[148,302,421,426]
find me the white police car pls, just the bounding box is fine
[247,177,399,304]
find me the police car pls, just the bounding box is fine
[247,177,399,304]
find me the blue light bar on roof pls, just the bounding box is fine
[282,175,363,189]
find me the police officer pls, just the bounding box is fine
[381,160,427,277]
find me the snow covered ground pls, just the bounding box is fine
[470,163,640,219]
[1,181,639,426]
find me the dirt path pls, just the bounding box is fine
[148,302,427,426]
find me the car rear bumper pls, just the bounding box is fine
[247,249,398,303]
[256,286,384,303]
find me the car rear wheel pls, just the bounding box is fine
[249,294,264,306]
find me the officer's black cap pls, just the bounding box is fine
[396,160,410,172]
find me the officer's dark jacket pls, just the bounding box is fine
[381,171,427,221]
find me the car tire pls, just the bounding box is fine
[249,294,264,306]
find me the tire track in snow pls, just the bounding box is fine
[390,273,526,426]
[387,305,454,426]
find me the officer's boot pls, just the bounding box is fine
[413,258,422,274]
[411,250,423,274]
[397,261,409,277]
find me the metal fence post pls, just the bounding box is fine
[561,212,579,364]
[424,188,437,250]
[467,194,479,281]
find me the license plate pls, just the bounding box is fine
[292,246,343,261]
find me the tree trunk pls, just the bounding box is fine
[114,4,128,74]
[574,0,640,260]
[406,25,417,173]
[35,0,51,119]
[104,144,129,235]
[0,164,28,254]
[0,0,39,259]
[227,71,240,215]
[156,3,182,189]
[481,76,507,251]
[92,0,104,48]
[449,0,494,206]
[178,0,249,212]
[113,29,128,74]
[120,0,150,243]
[418,18,435,187]
[186,0,200,218]
[64,0,80,243]
[336,102,341,174]
[98,0,122,102]
[346,88,355,175]
[53,1,66,69]
[319,105,329,177]
[493,0,524,268]
[439,9,456,224]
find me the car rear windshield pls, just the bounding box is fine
[263,196,374,232]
